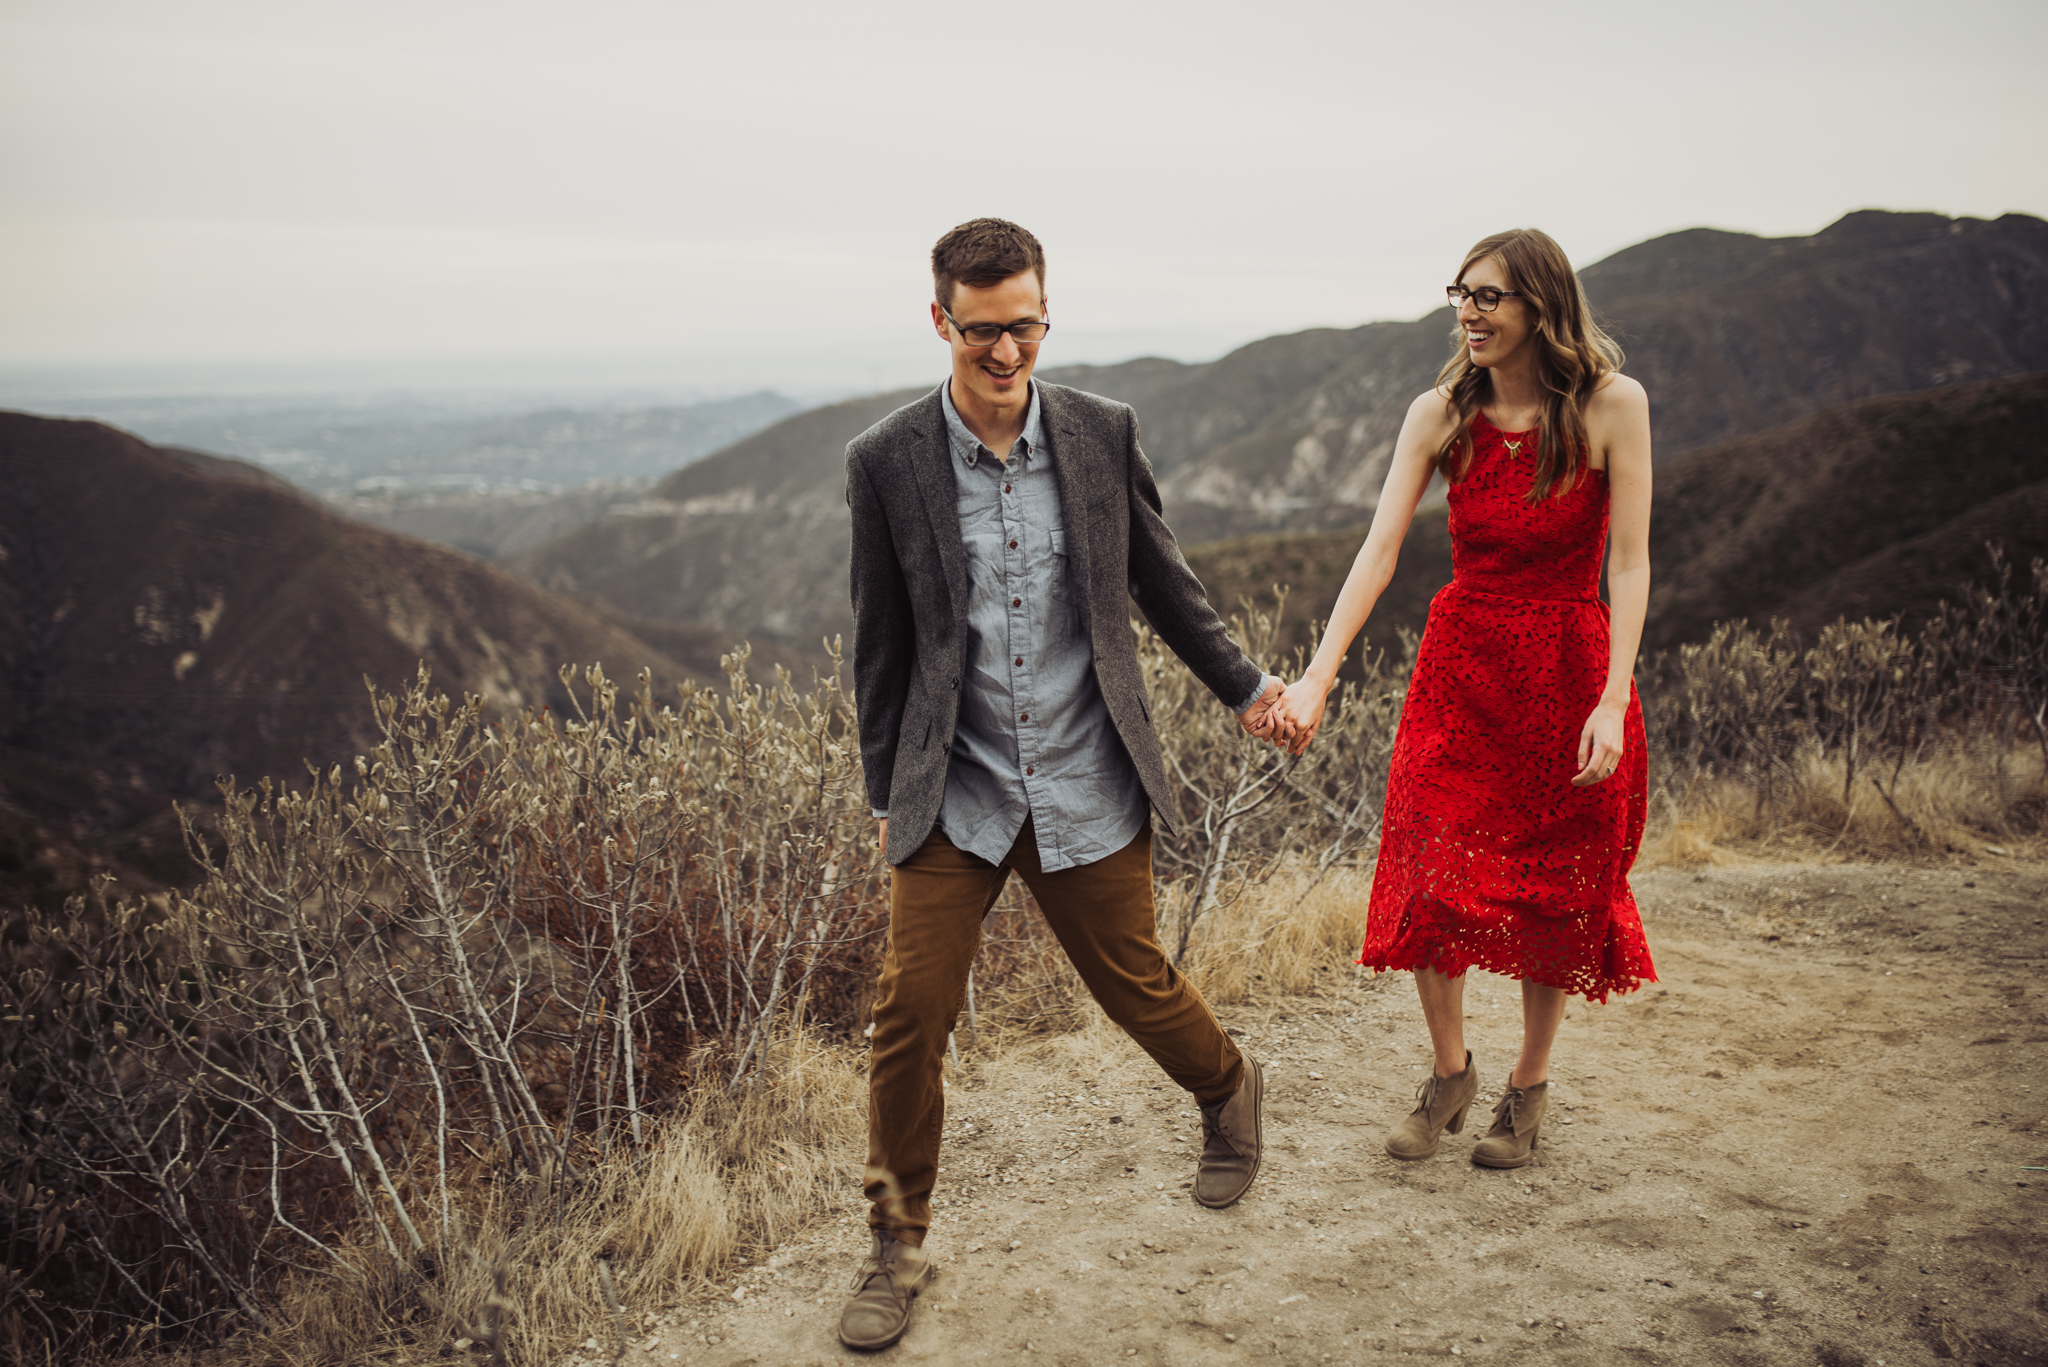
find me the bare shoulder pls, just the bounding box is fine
[1406,386,1461,439]
[1586,371,1649,419]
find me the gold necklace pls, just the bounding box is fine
[1504,439,1524,456]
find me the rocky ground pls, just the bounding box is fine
[591,855,2047,1366]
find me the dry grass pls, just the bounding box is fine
[1642,742,2047,868]
[1181,866,1374,1006]
[91,1027,864,1367]
[933,860,1378,1056]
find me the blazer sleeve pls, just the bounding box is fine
[846,448,915,813]
[1121,406,1266,708]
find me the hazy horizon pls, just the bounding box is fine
[4,0,2044,402]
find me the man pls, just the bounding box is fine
[839,217,1284,1351]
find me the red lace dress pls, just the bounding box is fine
[1359,413,1656,1002]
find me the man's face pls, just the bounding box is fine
[931,270,1046,411]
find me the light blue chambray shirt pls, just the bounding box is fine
[876,379,1270,872]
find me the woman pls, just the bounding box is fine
[1270,228,1657,1169]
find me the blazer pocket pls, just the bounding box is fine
[1085,489,1126,524]
[900,697,934,752]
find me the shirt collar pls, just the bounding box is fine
[940,377,1044,469]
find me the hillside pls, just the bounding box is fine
[1645,369,2048,649]
[1182,371,2048,666]
[1157,210,2048,543]
[340,481,649,561]
[504,388,928,638]
[0,413,702,888]
[507,210,2048,649]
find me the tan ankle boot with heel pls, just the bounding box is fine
[1471,1079,1548,1169]
[1384,1051,1478,1160]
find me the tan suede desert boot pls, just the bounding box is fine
[1384,1050,1478,1160]
[1471,1079,1548,1169]
[1194,1055,1262,1208]
[837,1229,932,1351]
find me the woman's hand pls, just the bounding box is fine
[1273,676,1333,756]
[1572,699,1629,786]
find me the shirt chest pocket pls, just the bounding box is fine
[1048,528,1078,606]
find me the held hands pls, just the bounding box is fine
[1240,675,1331,756]
[1237,677,1291,748]
[1572,699,1628,786]
[1271,675,1331,756]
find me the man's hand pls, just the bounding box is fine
[1272,675,1332,756]
[876,816,888,853]
[1238,678,1294,748]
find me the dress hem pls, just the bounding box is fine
[1358,890,1657,1005]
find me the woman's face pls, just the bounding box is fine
[1456,255,1539,370]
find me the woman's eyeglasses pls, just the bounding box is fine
[1446,285,1524,313]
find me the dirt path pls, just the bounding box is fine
[595,855,2047,1366]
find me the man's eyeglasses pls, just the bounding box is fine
[942,308,1051,347]
[1446,284,1525,313]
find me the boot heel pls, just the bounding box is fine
[1383,1052,1478,1161]
[1471,1079,1548,1170]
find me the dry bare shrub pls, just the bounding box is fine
[0,649,882,1364]
[1146,596,1410,967]
[241,1025,863,1367]
[1641,550,2048,860]
[7,557,2043,1363]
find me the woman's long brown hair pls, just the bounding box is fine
[1435,228,1624,504]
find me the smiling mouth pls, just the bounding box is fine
[1466,330,1493,347]
[982,362,1023,380]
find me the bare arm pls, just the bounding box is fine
[1271,389,1453,752]
[1572,374,1652,786]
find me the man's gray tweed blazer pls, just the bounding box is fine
[846,381,1265,865]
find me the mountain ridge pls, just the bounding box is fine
[506,210,2048,649]
[1181,369,2048,668]
[0,413,712,885]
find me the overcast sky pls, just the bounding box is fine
[3,0,2044,398]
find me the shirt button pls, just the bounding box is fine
[1003,484,1012,493]
[1014,657,1023,667]
[1025,766,1035,776]
[1020,713,1028,722]
[1008,539,1018,549]
[1011,597,1021,607]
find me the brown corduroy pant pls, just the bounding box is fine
[864,818,1244,1245]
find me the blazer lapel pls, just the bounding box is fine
[907,385,971,627]
[1042,385,1097,635]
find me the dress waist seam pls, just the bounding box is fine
[1443,578,1603,606]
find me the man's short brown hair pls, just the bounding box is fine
[931,218,1046,313]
